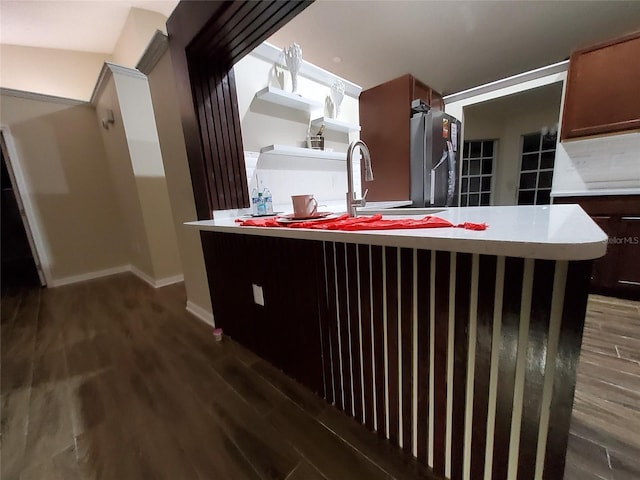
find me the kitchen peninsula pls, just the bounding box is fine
[187,204,606,480]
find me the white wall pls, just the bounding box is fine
[0,45,111,101]
[113,70,182,282]
[234,49,361,210]
[0,92,128,284]
[111,8,168,68]
[146,50,213,320]
[464,88,562,205]
[95,74,155,278]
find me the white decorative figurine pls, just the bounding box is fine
[284,43,302,94]
[330,80,345,119]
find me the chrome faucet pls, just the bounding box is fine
[346,140,374,217]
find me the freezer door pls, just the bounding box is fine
[410,114,428,207]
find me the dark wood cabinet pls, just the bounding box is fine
[360,74,443,201]
[554,195,640,298]
[561,31,640,140]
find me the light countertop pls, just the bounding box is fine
[186,204,607,261]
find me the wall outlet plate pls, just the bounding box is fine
[252,284,265,306]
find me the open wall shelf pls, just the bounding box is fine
[255,86,323,112]
[260,144,346,161]
[311,117,361,134]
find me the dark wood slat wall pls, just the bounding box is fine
[517,260,555,480]
[314,244,592,480]
[471,255,498,480]
[385,247,400,445]
[399,248,414,455]
[492,257,525,480]
[167,0,311,218]
[316,242,333,402]
[201,232,593,480]
[335,243,353,415]
[543,260,592,480]
[200,232,324,395]
[415,249,432,462]
[357,244,375,431]
[347,243,364,423]
[432,251,451,476]
[452,253,472,480]
[371,246,386,437]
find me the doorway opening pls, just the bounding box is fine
[1,132,44,291]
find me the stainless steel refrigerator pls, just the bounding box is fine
[410,100,462,207]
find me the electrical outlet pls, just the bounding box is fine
[252,284,265,306]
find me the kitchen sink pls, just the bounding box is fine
[356,205,446,216]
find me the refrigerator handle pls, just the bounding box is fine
[431,150,448,206]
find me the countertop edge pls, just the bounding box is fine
[185,221,608,261]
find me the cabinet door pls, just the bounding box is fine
[616,217,640,296]
[561,31,640,140]
[590,215,616,290]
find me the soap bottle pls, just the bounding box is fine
[263,187,273,215]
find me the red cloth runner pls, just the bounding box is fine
[237,214,487,231]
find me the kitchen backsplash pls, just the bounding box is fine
[552,131,640,196]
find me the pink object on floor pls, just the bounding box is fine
[237,214,487,231]
[213,328,223,341]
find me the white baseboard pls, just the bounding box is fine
[51,265,184,289]
[130,265,156,288]
[50,265,131,287]
[129,266,184,289]
[186,300,215,327]
[155,274,184,288]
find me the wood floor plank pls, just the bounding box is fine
[1,388,31,480]
[211,389,300,480]
[214,355,289,417]
[251,359,328,418]
[317,405,440,480]
[286,460,328,480]
[267,398,389,480]
[566,294,640,480]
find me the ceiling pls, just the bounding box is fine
[0,0,178,53]
[268,0,640,95]
[1,1,639,96]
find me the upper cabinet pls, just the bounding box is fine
[360,74,443,201]
[561,31,640,140]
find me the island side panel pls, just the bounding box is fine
[200,231,324,395]
[200,232,593,480]
[315,243,593,480]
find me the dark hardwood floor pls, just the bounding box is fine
[1,274,638,480]
[1,273,437,480]
[564,295,640,480]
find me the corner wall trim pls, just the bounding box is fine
[50,265,131,288]
[443,60,569,105]
[0,87,88,106]
[137,30,169,75]
[186,300,215,327]
[90,62,148,105]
